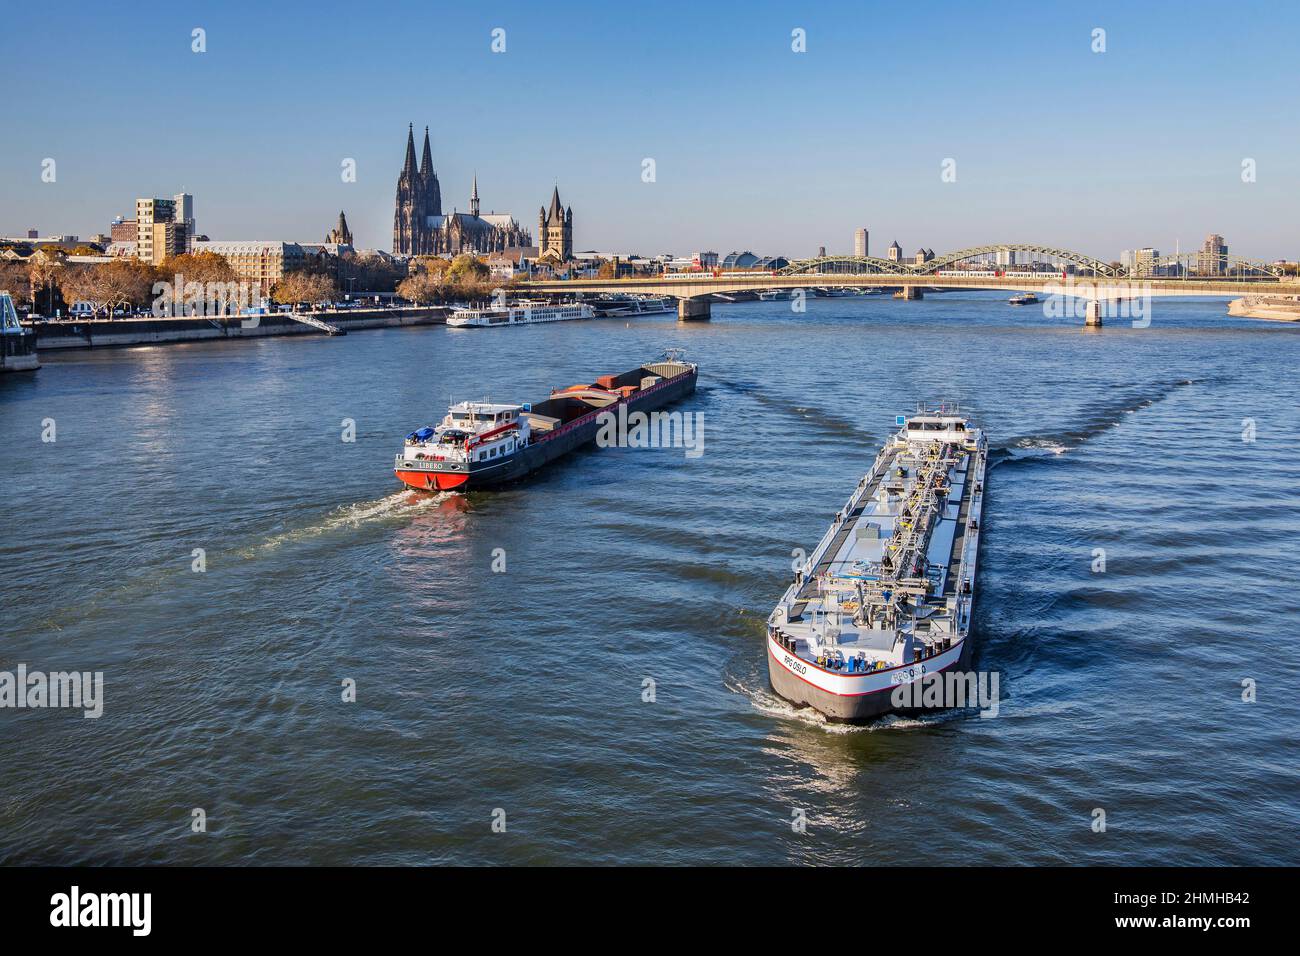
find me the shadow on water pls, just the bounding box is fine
[714,376,871,442]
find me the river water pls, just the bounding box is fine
[3,293,1297,865]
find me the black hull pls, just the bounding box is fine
[468,368,697,489]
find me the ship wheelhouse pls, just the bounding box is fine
[402,401,530,466]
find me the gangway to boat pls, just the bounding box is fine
[286,312,345,335]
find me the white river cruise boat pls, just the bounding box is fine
[447,300,595,328]
[766,404,987,721]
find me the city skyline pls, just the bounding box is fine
[3,0,1297,259]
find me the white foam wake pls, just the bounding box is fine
[248,490,453,555]
[726,676,958,734]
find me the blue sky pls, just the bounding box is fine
[3,0,1296,260]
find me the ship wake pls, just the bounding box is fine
[994,378,1198,463]
[246,490,454,556]
[726,677,955,734]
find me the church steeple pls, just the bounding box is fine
[402,123,417,176]
[419,125,441,218]
[470,173,480,218]
[419,127,433,177]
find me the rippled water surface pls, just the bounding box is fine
[3,294,1298,865]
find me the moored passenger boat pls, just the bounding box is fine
[766,404,987,721]
[394,354,698,491]
[591,295,674,317]
[448,300,594,328]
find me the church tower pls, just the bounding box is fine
[470,173,480,218]
[419,126,441,222]
[327,210,352,246]
[393,124,427,255]
[538,185,573,261]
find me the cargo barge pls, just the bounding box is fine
[766,404,987,721]
[394,354,698,491]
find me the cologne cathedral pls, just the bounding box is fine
[392,125,530,256]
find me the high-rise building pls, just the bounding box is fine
[136,197,176,264]
[173,193,195,251]
[150,220,188,264]
[996,247,1016,267]
[110,217,136,244]
[1198,234,1228,276]
[1132,247,1159,276]
[854,228,869,257]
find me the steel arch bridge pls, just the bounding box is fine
[779,244,1123,277]
[778,244,1285,279]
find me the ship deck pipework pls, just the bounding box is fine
[769,414,984,675]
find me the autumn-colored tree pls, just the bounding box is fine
[159,251,238,285]
[395,271,444,305]
[28,258,62,314]
[338,250,406,295]
[411,255,452,277]
[447,255,488,282]
[55,266,98,310]
[271,270,336,306]
[0,261,31,308]
[58,260,158,316]
[444,255,491,296]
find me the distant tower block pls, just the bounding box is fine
[854,228,869,258]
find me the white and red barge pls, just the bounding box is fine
[766,404,987,721]
[394,356,698,492]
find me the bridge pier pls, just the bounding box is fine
[897,285,923,300]
[677,296,711,322]
[1084,300,1104,328]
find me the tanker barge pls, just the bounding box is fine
[394,354,697,491]
[766,404,987,721]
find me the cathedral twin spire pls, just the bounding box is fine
[394,124,442,254]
